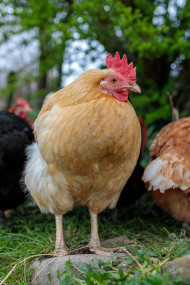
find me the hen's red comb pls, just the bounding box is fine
[106,52,136,82]
[16,97,30,107]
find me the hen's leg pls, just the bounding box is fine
[53,215,68,256]
[88,210,125,256]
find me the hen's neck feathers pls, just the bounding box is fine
[40,69,115,115]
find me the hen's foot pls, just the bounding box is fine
[88,244,126,256]
[88,211,126,256]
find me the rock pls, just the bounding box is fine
[31,254,116,285]
[162,254,190,281]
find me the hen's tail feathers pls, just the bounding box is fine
[20,143,38,201]
[142,153,190,193]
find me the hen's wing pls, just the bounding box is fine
[149,117,190,159]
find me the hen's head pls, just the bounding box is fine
[8,98,32,119]
[100,52,141,102]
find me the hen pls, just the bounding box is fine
[8,97,33,128]
[8,98,32,119]
[142,117,190,227]
[25,52,141,256]
[0,98,34,225]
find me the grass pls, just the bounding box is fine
[0,193,190,284]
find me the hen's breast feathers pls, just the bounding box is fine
[36,98,139,165]
[143,117,190,193]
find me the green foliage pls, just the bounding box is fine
[57,256,188,285]
[0,0,76,107]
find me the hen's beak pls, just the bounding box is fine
[126,83,141,93]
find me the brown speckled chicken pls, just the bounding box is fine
[25,52,141,256]
[142,117,190,226]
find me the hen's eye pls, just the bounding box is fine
[111,78,117,84]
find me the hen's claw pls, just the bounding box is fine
[88,244,127,256]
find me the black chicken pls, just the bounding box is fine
[116,158,145,207]
[0,110,34,225]
[116,116,147,208]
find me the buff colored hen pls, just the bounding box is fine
[143,117,190,227]
[25,52,141,256]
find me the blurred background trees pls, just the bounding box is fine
[0,0,190,125]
